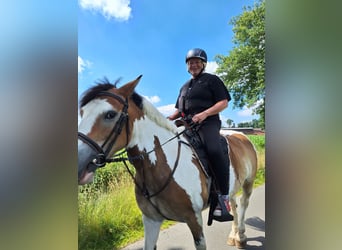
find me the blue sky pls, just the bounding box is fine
[78,0,259,126]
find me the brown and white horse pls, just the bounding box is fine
[78,76,258,249]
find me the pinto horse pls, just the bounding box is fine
[78,76,258,249]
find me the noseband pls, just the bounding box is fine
[78,91,129,171]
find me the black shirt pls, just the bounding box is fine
[176,73,231,119]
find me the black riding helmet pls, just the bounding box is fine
[185,48,207,63]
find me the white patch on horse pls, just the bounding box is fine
[220,129,244,136]
[78,99,115,135]
[229,164,237,193]
[127,97,178,164]
[243,158,254,181]
[128,116,177,165]
[172,143,204,211]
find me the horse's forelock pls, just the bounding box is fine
[80,77,121,107]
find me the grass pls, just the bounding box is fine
[79,183,141,249]
[78,164,175,250]
[78,135,265,250]
[247,135,265,187]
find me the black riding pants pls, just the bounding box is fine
[197,119,230,195]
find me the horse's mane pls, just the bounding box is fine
[80,77,121,108]
[141,97,177,133]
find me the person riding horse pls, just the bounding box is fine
[78,74,258,248]
[167,48,232,220]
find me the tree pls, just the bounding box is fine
[236,119,262,128]
[226,118,234,128]
[216,0,265,129]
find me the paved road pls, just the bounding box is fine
[121,184,265,250]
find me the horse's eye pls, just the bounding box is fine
[104,111,116,120]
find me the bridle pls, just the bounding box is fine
[78,91,129,172]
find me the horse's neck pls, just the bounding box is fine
[127,116,178,163]
[126,117,207,202]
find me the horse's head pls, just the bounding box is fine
[78,75,143,184]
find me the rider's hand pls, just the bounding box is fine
[192,111,209,124]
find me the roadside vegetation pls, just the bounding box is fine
[78,135,265,250]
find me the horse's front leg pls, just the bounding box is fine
[187,212,206,250]
[142,214,163,250]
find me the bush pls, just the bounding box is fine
[79,161,135,199]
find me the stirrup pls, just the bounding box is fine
[212,195,234,222]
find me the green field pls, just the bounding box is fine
[78,135,265,250]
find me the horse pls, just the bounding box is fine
[78,75,258,249]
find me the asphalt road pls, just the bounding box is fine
[121,184,265,250]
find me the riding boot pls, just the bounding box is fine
[212,194,234,222]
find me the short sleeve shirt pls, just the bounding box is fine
[176,73,231,119]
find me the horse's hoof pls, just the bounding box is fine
[235,240,247,249]
[227,237,235,246]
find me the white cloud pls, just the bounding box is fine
[205,61,218,74]
[79,0,132,21]
[237,100,263,117]
[237,108,253,117]
[220,114,228,127]
[157,104,176,117]
[143,95,160,104]
[78,56,92,74]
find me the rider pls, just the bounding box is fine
[168,48,232,219]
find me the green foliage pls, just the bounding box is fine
[78,162,141,250]
[226,118,234,127]
[78,162,173,250]
[237,118,263,128]
[78,161,135,199]
[248,135,265,183]
[254,167,265,187]
[216,0,265,129]
[248,134,265,151]
[78,183,143,250]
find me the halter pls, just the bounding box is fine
[78,91,129,171]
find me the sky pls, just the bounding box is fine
[78,0,260,127]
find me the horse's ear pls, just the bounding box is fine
[119,75,143,96]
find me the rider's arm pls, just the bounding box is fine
[192,99,228,123]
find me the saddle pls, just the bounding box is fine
[175,119,233,224]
